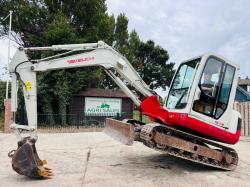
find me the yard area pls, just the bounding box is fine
[0,132,250,187]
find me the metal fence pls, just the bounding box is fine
[15,111,150,131]
[37,113,118,128]
[37,113,113,132]
[16,104,250,136]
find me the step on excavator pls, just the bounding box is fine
[8,41,241,179]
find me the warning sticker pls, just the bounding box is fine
[25,81,32,91]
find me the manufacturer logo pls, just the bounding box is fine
[67,57,95,64]
[215,121,224,127]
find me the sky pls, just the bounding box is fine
[106,0,250,77]
[0,0,250,95]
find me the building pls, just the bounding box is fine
[235,77,250,102]
[238,77,250,92]
[69,88,133,125]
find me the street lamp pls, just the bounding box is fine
[3,10,13,99]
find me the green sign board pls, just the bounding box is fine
[85,97,122,116]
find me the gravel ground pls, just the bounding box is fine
[0,132,250,187]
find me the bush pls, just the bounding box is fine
[0,115,4,131]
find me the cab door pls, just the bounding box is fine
[189,56,236,130]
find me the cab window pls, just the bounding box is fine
[193,57,235,119]
[166,58,200,109]
[215,65,235,118]
[193,57,223,116]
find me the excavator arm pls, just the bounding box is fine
[10,41,153,138]
[8,41,156,179]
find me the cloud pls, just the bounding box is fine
[106,0,250,77]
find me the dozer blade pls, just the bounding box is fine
[8,137,53,179]
[104,118,135,145]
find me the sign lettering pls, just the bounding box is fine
[85,97,122,116]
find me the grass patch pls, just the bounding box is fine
[133,110,152,124]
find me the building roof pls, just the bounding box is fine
[238,77,250,85]
[236,86,250,102]
[75,88,130,98]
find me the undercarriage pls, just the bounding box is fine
[105,118,238,170]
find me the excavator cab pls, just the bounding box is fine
[165,54,240,144]
[105,53,240,145]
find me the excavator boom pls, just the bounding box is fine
[9,41,153,178]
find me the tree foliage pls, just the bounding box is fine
[135,40,174,90]
[114,13,129,55]
[0,81,7,117]
[0,0,175,119]
[128,30,140,62]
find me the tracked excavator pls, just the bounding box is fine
[8,41,241,179]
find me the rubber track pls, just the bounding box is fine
[139,123,238,171]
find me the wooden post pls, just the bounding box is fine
[234,101,250,136]
[240,103,245,136]
[245,102,249,136]
[248,103,250,136]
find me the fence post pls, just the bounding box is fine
[248,102,250,136]
[240,103,244,136]
[244,102,249,136]
[233,101,250,136]
[77,113,79,129]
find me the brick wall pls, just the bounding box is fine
[4,99,13,133]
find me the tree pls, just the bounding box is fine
[0,0,116,123]
[128,30,140,62]
[0,81,7,117]
[98,14,115,45]
[0,0,49,46]
[44,13,77,45]
[44,0,114,44]
[0,0,175,122]
[135,40,175,90]
[114,13,129,55]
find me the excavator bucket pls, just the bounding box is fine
[104,118,135,145]
[8,137,53,179]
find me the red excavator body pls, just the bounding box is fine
[140,95,241,145]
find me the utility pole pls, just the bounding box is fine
[5,10,13,99]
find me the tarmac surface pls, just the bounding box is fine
[0,132,250,187]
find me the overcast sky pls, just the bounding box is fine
[0,0,250,82]
[106,0,250,78]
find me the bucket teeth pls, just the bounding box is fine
[10,137,53,179]
[37,166,54,179]
[39,160,48,165]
